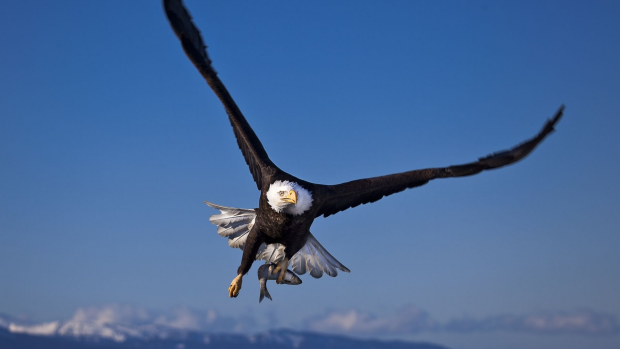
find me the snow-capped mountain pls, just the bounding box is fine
[0,313,449,349]
[2,316,195,343]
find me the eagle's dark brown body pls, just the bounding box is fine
[163,0,564,297]
[239,178,318,276]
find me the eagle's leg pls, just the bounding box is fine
[228,274,243,298]
[230,225,264,298]
[274,257,290,284]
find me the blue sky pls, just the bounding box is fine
[1,1,619,349]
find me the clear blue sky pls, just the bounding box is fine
[1,1,619,349]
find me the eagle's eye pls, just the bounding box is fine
[278,191,286,197]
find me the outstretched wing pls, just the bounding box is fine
[206,202,349,277]
[315,106,564,218]
[164,0,279,189]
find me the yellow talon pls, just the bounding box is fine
[274,258,289,284]
[228,274,243,298]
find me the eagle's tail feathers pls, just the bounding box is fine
[292,233,350,278]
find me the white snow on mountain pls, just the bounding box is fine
[1,305,256,343]
[9,321,60,336]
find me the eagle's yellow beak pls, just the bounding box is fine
[281,190,297,205]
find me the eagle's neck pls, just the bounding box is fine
[266,180,313,216]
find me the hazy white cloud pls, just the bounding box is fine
[70,305,150,326]
[152,306,256,332]
[305,305,437,335]
[154,307,210,331]
[64,305,256,334]
[444,310,620,335]
[304,307,620,337]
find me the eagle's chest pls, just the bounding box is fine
[257,197,312,239]
[257,207,298,238]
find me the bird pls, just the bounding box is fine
[163,0,564,298]
[204,200,350,277]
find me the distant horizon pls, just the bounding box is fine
[2,303,619,348]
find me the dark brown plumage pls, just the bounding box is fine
[163,0,564,297]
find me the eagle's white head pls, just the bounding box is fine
[266,180,313,215]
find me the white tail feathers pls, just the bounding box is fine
[291,233,350,278]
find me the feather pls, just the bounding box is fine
[205,201,257,248]
[290,233,349,278]
[207,201,350,277]
[205,201,254,214]
[216,220,251,237]
[291,251,306,275]
[256,243,285,264]
[210,213,254,226]
[307,233,350,273]
[227,230,249,249]
[307,248,323,278]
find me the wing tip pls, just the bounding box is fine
[543,104,565,135]
[551,104,565,126]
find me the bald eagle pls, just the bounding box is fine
[163,0,564,298]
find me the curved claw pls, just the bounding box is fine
[273,258,289,284]
[228,274,243,298]
[276,271,286,284]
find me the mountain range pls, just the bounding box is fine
[0,314,449,349]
